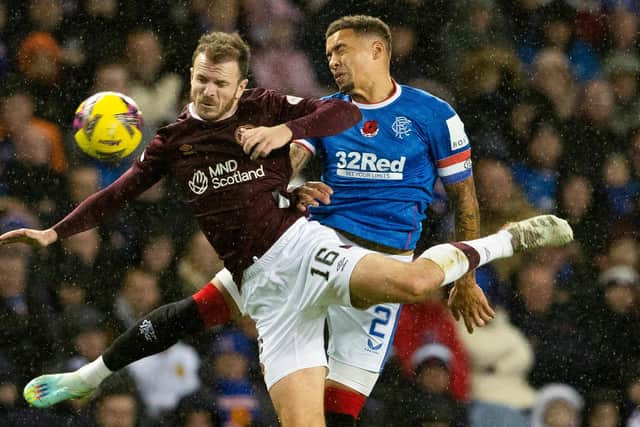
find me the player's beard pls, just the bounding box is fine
[196,94,237,122]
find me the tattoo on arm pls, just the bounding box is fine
[445,176,481,241]
[289,143,312,177]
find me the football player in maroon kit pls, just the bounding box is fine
[2,32,574,427]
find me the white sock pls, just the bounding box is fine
[419,230,514,286]
[464,230,514,265]
[76,356,113,388]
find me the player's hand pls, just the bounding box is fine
[0,228,58,248]
[293,181,333,212]
[239,124,293,161]
[448,274,495,334]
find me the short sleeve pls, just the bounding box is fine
[430,113,472,185]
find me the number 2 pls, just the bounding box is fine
[368,306,391,338]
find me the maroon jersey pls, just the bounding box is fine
[53,88,361,283]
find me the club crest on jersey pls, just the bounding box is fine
[392,116,412,139]
[234,124,256,144]
[360,120,379,137]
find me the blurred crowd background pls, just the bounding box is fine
[1,0,640,426]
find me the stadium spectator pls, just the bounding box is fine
[441,0,512,83]
[530,383,584,427]
[607,7,639,57]
[393,289,471,402]
[125,29,182,130]
[112,269,162,332]
[601,152,640,221]
[173,388,221,427]
[511,120,563,212]
[457,290,537,411]
[250,6,324,97]
[202,327,275,427]
[563,79,619,184]
[556,174,605,260]
[406,342,467,426]
[457,46,524,159]
[475,158,539,280]
[0,249,56,383]
[584,388,623,427]
[507,262,589,389]
[58,228,114,311]
[177,231,224,296]
[530,47,578,122]
[56,305,110,397]
[538,1,601,82]
[603,53,640,137]
[92,62,130,96]
[583,265,640,391]
[138,231,180,300]
[89,373,144,427]
[127,339,201,419]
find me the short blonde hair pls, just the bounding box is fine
[192,32,250,80]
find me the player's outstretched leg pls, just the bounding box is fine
[24,279,237,408]
[504,214,573,252]
[24,372,94,408]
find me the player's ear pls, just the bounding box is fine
[236,79,248,98]
[189,67,194,81]
[372,40,385,60]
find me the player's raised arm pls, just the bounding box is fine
[239,94,361,159]
[0,136,168,246]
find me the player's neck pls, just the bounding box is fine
[350,76,395,104]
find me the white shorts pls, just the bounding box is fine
[213,226,411,395]
[325,234,410,395]
[238,218,373,390]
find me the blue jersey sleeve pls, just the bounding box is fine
[427,111,473,185]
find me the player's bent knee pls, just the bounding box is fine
[398,268,440,303]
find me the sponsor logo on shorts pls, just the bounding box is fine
[367,338,383,352]
[336,257,349,272]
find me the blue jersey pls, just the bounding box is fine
[297,82,472,250]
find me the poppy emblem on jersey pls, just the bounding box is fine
[179,144,194,155]
[360,120,379,137]
[234,124,256,144]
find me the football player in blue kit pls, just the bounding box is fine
[286,15,484,426]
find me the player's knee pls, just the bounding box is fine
[399,267,440,303]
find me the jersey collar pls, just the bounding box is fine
[188,102,204,121]
[351,79,401,110]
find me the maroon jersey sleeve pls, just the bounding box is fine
[262,91,361,139]
[52,135,169,239]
